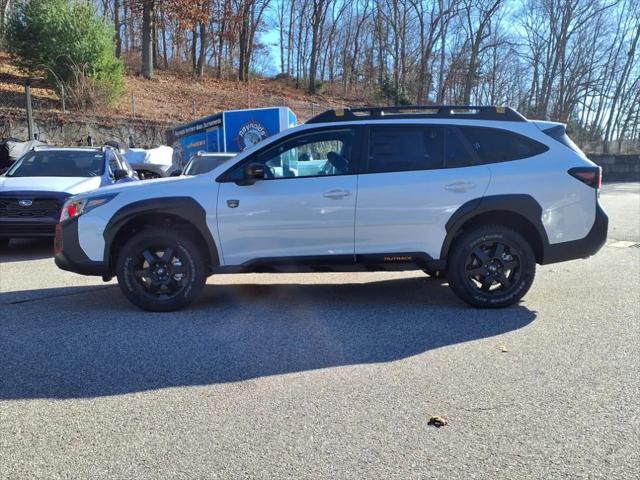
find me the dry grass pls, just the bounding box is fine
[0,54,59,111]
[0,52,362,124]
[109,70,360,122]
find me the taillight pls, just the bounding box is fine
[569,167,602,189]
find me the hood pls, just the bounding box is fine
[92,174,195,196]
[0,176,102,195]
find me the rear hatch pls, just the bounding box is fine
[533,121,601,189]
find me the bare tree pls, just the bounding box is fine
[141,0,155,79]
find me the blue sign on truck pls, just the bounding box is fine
[172,107,297,165]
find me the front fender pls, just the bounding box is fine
[103,197,219,271]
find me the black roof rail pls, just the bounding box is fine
[306,105,527,124]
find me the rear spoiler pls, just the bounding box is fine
[534,121,587,158]
[532,120,565,131]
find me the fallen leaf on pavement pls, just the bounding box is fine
[427,416,448,428]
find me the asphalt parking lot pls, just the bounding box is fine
[1,183,639,479]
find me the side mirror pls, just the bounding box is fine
[170,169,183,177]
[113,168,128,181]
[242,163,266,185]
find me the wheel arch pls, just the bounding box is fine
[441,195,549,264]
[104,197,219,275]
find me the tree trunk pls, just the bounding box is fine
[152,8,158,69]
[308,0,329,95]
[114,0,122,58]
[196,22,207,76]
[141,0,155,80]
[191,27,197,73]
[160,10,168,69]
[278,1,286,73]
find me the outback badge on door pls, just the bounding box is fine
[227,199,240,208]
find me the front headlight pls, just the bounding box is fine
[60,193,118,222]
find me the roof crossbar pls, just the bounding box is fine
[306,105,527,124]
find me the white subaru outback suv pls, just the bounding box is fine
[54,106,607,311]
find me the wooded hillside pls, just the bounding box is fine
[1,0,639,149]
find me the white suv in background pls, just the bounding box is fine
[54,106,608,311]
[0,146,137,246]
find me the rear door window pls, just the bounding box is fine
[444,127,475,168]
[368,126,444,173]
[459,127,548,163]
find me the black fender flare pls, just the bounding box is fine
[103,197,219,271]
[440,194,549,261]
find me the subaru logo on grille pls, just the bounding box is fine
[18,199,33,207]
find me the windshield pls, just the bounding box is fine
[184,156,232,175]
[5,150,105,178]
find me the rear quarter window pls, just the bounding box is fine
[542,125,586,157]
[459,127,548,164]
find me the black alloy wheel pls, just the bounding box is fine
[130,246,191,300]
[464,240,521,294]
[116,229,207,312]
[447,225,536,308]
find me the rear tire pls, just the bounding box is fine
[116,229,207,312]
[447,225,535,308]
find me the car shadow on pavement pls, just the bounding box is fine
[0,239,54,263]
[0,277,536,399]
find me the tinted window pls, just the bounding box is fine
[460,127,548,163]
[251,129,355,179]
[445,127,474,168]
[5,150,104,178]
[368,126,443,173]
[542,125,585,157]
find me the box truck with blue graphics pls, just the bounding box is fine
[172,107,297,166]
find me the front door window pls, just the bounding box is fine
[253,129,355,179]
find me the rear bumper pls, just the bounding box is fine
[54,219,109,276]
[541,200,609,264]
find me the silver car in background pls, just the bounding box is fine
[180,152,236,176]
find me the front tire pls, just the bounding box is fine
[116,229,207,312]
[447,225,536,308]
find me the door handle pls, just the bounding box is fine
[445,181,476,192]
[323,189,351,199]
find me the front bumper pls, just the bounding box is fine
[54,218,109,276]
[0,191,67,238]
[542,200,609,264]
[0,218,58,238]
